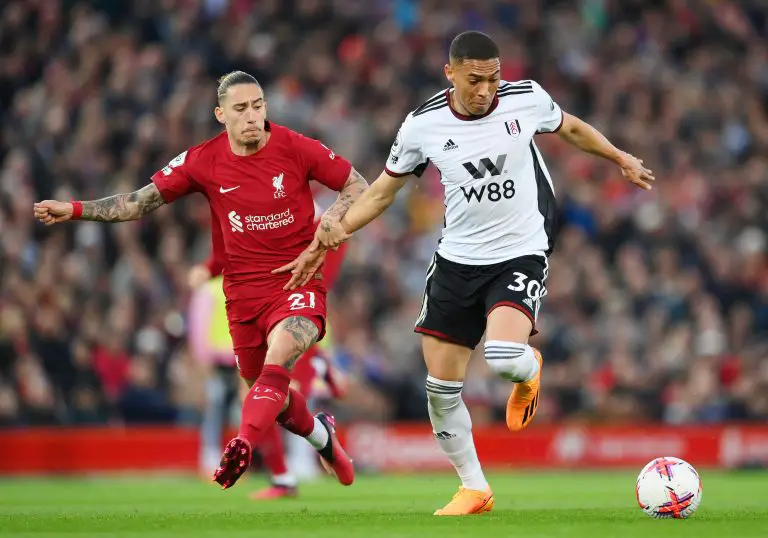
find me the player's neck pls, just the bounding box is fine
[228,131,271,157]
[449,90,473,117]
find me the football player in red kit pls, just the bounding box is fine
[33,71,366,490]
[189,218,349,499]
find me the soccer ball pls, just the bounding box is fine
[635,457,702,519]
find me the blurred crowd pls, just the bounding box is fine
[1,0,767,428]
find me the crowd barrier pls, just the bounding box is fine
[1,424,766,474]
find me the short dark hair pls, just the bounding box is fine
[449,31,499,63]
[217,71,260,102]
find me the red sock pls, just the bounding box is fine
[276,388,314,437]
[258,424,288,477]
[238,365,291,447]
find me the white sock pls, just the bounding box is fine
[426,375,489,491]
[305,417,329,449]
[271,471,298,488]
[484,341,539,382]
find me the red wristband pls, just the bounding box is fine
[71,201,83,220]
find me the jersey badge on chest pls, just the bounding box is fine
[504,120,522,139]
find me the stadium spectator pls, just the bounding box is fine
[1,0,766,427]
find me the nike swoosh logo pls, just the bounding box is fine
[252,395,278,402]
[219,185,240,194]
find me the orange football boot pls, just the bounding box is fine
[434,487,494,516]
[505,347,543,431]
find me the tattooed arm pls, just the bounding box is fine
[319,167,369,228]
[266,316,320,369]
[34,183,166,225]
[270,168,367,291]
[80,183,166,222]
[313,169,409,250]
[275,169,407,291]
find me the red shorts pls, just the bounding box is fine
[228,281,327,380]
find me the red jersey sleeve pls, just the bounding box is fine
[204,209,227,277]
[294,133,352,191]
[151,147,203,202]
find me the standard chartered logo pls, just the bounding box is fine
[228,211,243,232]
[228,209,295,233]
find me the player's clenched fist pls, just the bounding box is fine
[33,200,73,226]
[314,217,351,251]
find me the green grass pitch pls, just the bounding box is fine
[1,470,766,537]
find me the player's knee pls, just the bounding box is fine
[265,317,319,368]
[421,335,472,381]
[263,335,305,368]
[426,375,463,417]
[484,340,539,382]
[263,349,293,368]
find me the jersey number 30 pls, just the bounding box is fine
[507,272,543,300]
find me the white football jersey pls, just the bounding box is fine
[386,80,563,265]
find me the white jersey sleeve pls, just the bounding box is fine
[385,113,429,177]
[531,81,564,134]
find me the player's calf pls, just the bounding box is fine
[214,363,290,489]
[426,376,489,492]
[483,340,539,382]
[237,316,321,446]
[215,317,319,489]
[216,315,353,488]
[483,341,544,432]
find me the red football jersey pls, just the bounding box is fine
[202,208,350,289]
[151,122,352,311]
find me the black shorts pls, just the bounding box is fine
[414,253,547,349]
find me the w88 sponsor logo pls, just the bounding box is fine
[461,180,516,203]
[460,154,516,203]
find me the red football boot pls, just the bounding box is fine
[212,437,252,489]
[315,412,354,486]
[250,484,298,500]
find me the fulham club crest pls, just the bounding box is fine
[505,120,521,139]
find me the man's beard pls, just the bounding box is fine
[240,136,261,148]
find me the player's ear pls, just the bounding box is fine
[214,106,226,125]
[444,63,454,84]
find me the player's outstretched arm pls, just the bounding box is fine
[275,170,408,291]
[314,170,409,250]
[33,183,166,225]
[341,170,408,232]
[320,168,369,223]
[556,112,655,190]
[315,167,369,249]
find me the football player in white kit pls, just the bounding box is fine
[284,31,654,516]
